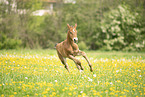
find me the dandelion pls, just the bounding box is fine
[52,92,56,96]
[82,93,86,96]
[93,90,97,93]
[45,88,50,91]
[62,89,65,91]
[14,92,17,94]
[35,93,38,96]
[73,91,76,95]
[110,92,115,95]
[9,95,14,97]
[93,93,97,96]
[105,90,108,93]
[42,91,48,94]
[68,93,72,96]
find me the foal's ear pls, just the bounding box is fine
[75,23,77,28]
[67,24,70,29]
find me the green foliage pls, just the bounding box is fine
[78,41,88,50]
[17,0,42,11]
[0,33,22,49]
[101,5,143,51]
[0,0,145,51]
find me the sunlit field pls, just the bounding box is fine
[0,50,145,97]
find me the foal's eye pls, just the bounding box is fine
[70,32,73,34]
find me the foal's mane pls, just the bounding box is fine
[70,25,74,27]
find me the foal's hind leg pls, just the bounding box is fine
[57,51,70,72]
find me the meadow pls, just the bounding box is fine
[0,49,145,97]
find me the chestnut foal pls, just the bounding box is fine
[56,24,93,72]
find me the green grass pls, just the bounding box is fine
[0,49,145,97]
[1,49,145,59]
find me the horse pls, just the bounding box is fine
[56,24,93,72]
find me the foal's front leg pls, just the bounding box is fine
[78,51,93,72]
[68,55,84,70]
[57,51,70,72]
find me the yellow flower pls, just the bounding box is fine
[68,93,72,96]
[105,90,108,93]
[73,91,77,95]
[52,92,56,96]
[43,95,46,97]
[78,95,81,97]
[14,92,17,94]
[45,88,50,91]
[82,93,86,96]
[110,92,115,95]
[49,95,53,97]
[35,93,38,96]
[93,90,96,93]
[9,83,12,85]
[42,91,48,94]
[93,92,97,96]
[62,89,65,91]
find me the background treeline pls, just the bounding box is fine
[0,0,145,51]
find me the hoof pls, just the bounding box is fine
[90,68,93,72]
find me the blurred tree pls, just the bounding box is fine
[0,0,144,51]
[100,5,143,51]
[0,0,42,49]
[0,0,22,49]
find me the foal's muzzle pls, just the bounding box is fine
[73,37,78,43]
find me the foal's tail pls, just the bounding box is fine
[54,43,58,49]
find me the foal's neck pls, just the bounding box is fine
[66,31,74,45]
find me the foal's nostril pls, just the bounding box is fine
[74,38,78,43]
[74,39,76,43]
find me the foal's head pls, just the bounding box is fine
[67,24,78,43]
